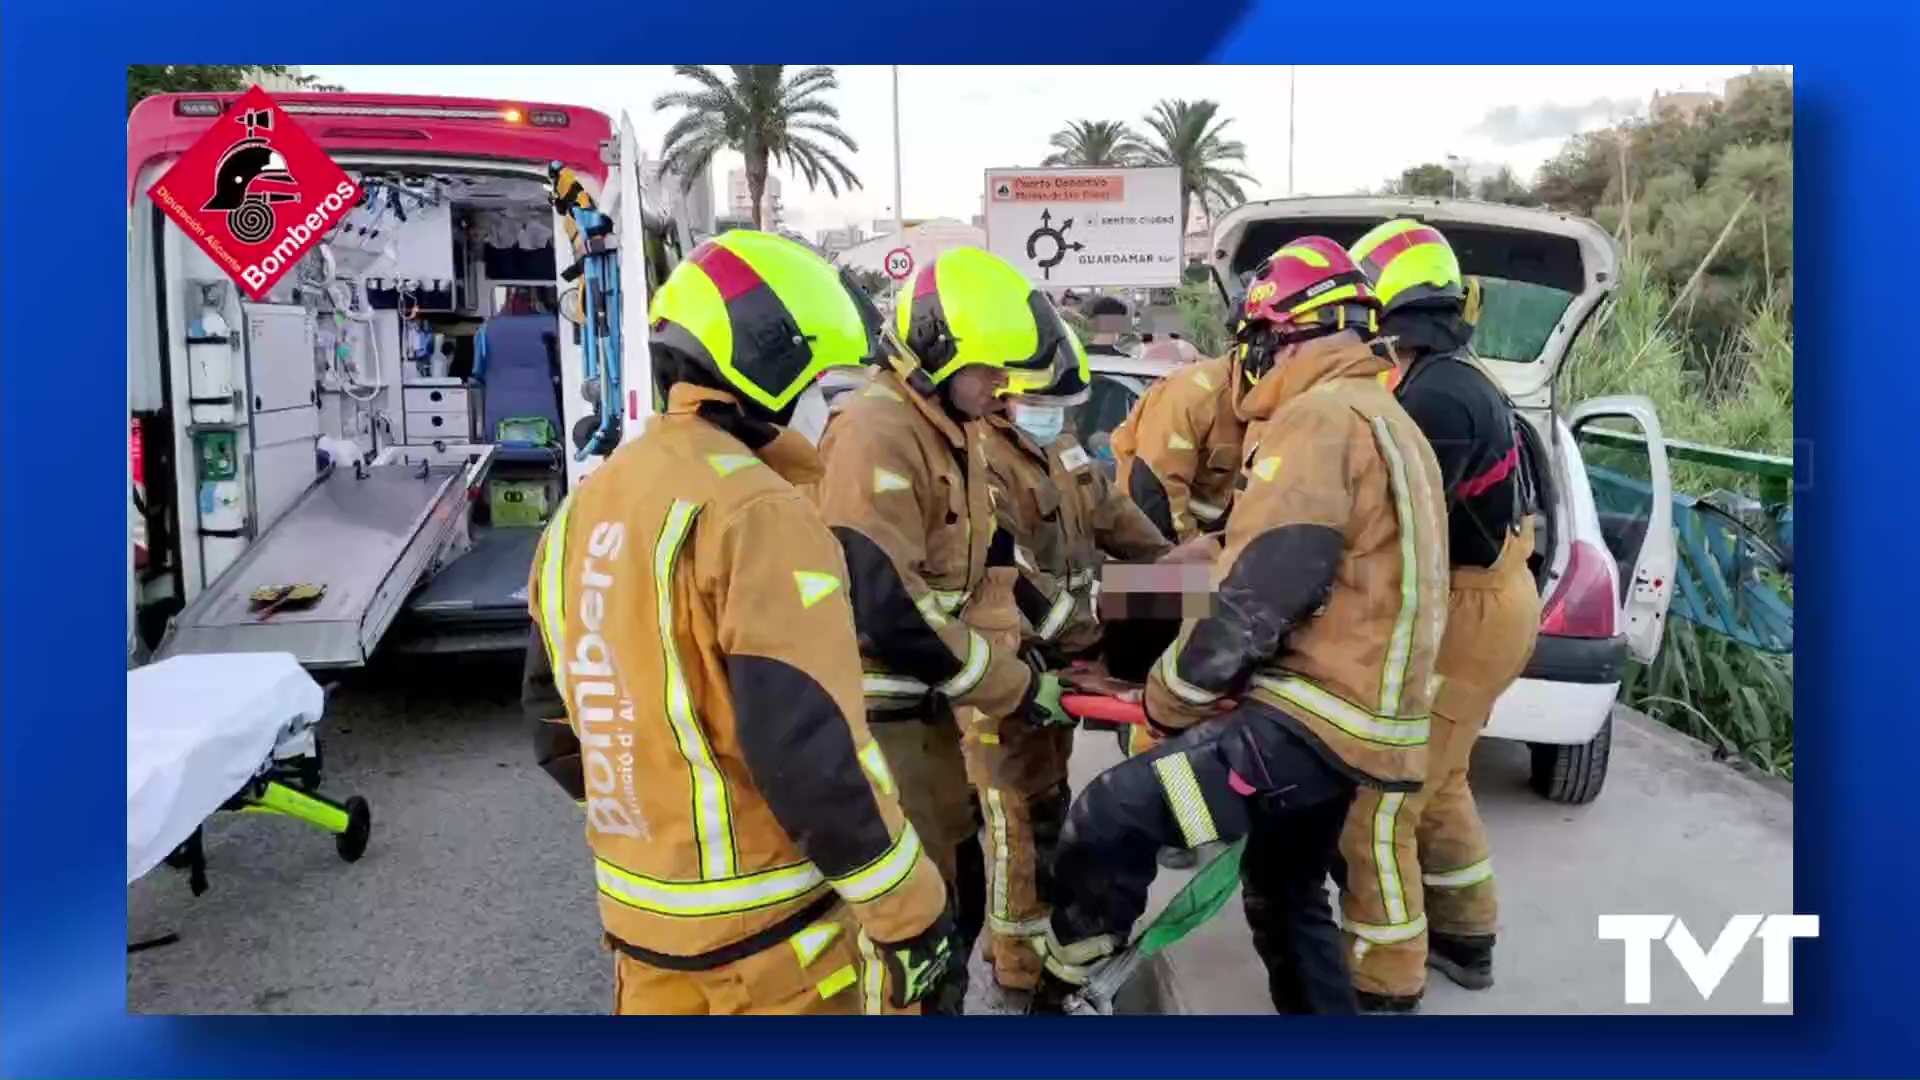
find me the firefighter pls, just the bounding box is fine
[1336,220,1543,1011]
[967,317,1172,996]
[814,246,1076,1015]
[524,230,952,1015]
[1106,322,1247,544]
[1035,237,1451,1016]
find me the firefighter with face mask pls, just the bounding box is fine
[1335,220,1543,1012]
[814,246,1076,1015]
[523,231,952,1014]
[1035,237,1451,1015]
[966,317,1171,997]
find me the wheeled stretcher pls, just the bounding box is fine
[127,653,371,905]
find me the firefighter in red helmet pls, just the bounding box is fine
[1035,237,1451,1015]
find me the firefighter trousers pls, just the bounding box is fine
[963,713,1072,990]
[611,902,917,1014]
[870,710,984,1014]
[1050,701,1361,1014]
[1338,562,1541,997]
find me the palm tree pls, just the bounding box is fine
[653,65,861,230]
[1139,99,1256,234]
[1042,119,1147,167]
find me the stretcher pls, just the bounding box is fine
[127,653,371,909]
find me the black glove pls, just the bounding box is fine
[875,910,955,1009]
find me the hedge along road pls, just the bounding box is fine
[126,660,1791,1016]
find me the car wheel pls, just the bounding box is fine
[1528,710,1612,805]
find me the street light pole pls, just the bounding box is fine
[1287,65,1296,197]
[890,64,905,311]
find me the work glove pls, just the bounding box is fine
[1024,669,1074,729]
[875,910,955,1009]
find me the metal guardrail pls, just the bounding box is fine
[1580,428,1793,654]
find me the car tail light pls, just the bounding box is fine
[1540,540,1616,638]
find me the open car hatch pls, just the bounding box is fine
[1208,196,1619,405]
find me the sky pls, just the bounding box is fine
[302,65,1760,239]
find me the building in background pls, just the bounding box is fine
[247,66,309,92]
[727,169,784,227]
[642,154,717,243]
[1651,88,1721,123]
[816,225,866,255]
[1725,66,1793,106]
[837,217,985,278]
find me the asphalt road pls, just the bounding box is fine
[128,660,1792,1016]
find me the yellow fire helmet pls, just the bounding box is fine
[897,246,1061,384]
[1348,218,1466,314]
[1002,309,1091,406]
[648,229,879,415]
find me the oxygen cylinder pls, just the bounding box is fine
[187,305,236,425]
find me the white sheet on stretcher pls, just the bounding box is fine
[127,652,324,884]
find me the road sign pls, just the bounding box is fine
[984,166,1183,289]
[884,247,915,280]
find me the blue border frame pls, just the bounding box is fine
[6,1,1919,1075]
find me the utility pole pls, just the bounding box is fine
[890,64,905,311]
[1287,65,1297,197]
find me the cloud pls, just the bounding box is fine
[1469,97,1644,145]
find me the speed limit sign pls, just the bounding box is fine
[884,247,915,281]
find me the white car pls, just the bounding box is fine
[1073,197,1676,805]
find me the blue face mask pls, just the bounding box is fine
[1010,403,1066,446]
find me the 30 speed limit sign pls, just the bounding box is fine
[884,247,915,280]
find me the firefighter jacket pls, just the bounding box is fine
[1108,355,1247,542]
[814,366,1038,720]
[527,382,947,965]
[980,417,1171,659]
[1143,333,1452,790]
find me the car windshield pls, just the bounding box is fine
[1470,276,1576,365]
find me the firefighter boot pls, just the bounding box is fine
[1356,989,1423,1014]
[1428,931,1495,990]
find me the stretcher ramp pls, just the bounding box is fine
[392,525,542,654]
[158,461,475,668]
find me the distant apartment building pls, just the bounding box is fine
[816,225,866,255]
[1725,66,1792,106]
[726,169,784,227]
[642,155,716,240]
[1651,89,1721,123]
[247,66,310,93]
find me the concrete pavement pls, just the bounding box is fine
[128,659,1791,1016]
[1069,709,1795,1016]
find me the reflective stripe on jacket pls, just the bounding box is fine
[814,368,1034,720]
[528,382,946,962]
[1108,355,1247,543]
[980,420,1171,657]
[1144,335,1451,789]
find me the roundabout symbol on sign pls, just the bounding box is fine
[885,247,915,281]
[1025,207,1083,281]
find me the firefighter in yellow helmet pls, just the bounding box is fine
[1336,220,1542,1012]
[1036,237,1450,1015]
[1105,298,1248,545]
[813,246,1077,1014]
[524,230,951,1014]
[964,314,1171,997]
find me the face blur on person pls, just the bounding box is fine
[945,364,1010,418]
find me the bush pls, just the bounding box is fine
[1564,256,1794,777]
